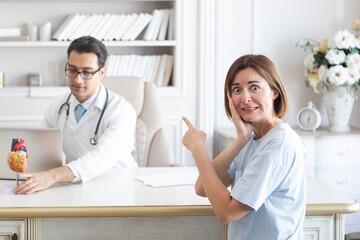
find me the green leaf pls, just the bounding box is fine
[349,48,359,54]
[321,58,330,67]
[313,52,330,67]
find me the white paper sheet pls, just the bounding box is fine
[4,183,16,195]
[136,172,198,187]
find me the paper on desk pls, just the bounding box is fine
[4,183,16,195]
[136,172,198,187]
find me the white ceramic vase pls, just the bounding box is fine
[323,85,355,132]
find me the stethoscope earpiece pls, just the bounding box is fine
[58,88,109,146]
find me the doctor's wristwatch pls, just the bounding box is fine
[297,101,321,131]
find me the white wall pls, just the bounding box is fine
[214,0,360,130]
[1,0,360,164]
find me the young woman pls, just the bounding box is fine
[182,54,305,239]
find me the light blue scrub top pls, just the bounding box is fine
[227,123,306,240]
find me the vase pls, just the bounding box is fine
[323,85,355,132]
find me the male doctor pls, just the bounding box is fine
[11,36,138,195]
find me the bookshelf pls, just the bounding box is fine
[0,0,199,166]
[0,0,179,96]
[0,40,176,47]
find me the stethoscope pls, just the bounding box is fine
[58,88,109,145]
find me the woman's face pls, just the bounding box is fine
[230,68,278,125]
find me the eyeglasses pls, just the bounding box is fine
[65,64,103,80]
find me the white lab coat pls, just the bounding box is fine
[44,84,138,183]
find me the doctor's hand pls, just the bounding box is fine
[182,117,207,155]
[227,93,252,141]
[13,170,56,195]
[13,166,75,195]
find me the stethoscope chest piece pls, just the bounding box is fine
[58,88,109,146]
[90,137,97,145]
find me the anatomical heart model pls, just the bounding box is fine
[8,139,28,186]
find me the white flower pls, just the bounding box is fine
[300,29,360,92]
[356,39,360,49]
[327,65,349,85]
[297,38,309,47]
[347,68,360,85]
[304,53,316,73]
[346,53,360,69]
[328,30,358,49]
[318,65,327,81]
[325,49,346,65]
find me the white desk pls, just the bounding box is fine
[0,167,359,240]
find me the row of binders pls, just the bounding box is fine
[52,9,174,41]
[105,54,174,87]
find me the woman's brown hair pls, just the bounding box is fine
[224,54,289,119]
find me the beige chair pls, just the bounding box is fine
[102,76,174,167]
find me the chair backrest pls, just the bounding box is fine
[102,76,174,167]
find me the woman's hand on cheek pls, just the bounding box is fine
[182,117,207,154]
[227,93,252,141]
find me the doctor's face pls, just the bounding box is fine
[67,51,106,103]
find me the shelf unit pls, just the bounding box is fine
[0,0,197,166]
[0,0,180,97]
[0,40,176,47]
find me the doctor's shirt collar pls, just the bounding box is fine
[72,84,101,111]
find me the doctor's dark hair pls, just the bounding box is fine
[67,36,107,67]
[224,54,289,120]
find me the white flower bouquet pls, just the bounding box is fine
[298,26,360,93]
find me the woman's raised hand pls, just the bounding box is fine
[182,117,207,154]
[227,92,252,141]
